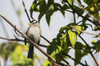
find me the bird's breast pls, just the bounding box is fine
[27,26,41,44]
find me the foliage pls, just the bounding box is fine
[0,42,34,66]
[28,0,100,65]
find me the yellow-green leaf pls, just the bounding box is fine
[68,30,76,47]
[75,26,84,34]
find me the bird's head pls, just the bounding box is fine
[28,20,37,26]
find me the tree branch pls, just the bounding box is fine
[76,1,100,25]
[71,26,100,37]
[65,0,100,29]
[0,14,67,66]
[78,35,99,66]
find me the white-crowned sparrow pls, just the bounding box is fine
[25,20,41,59]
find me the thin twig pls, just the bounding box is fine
[41,35,51,44]
[14,27,23,37]
[71,26,100,37]
[0,36,48,48]
[61,57,71,66]
[0,14,67,66]
[39,44,48,47]
[22,0,31,22]
[0,37,23,42]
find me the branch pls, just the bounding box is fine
[78,35,99,66]
[65,0,100,29]
[76,1,100,25]
[0,36,48,48]
[0,37,23,42]
[41,35,51,44]
[22,0,31,22]
[71,26,100,37]
[61,57,71,66]
[0,14,67,66]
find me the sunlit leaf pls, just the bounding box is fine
[75,25,84,34]
[68,30,76,47]
[43,59,52,66]
[68,0,73,5]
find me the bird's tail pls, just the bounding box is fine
[27,44,34,59]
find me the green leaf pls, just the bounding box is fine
[39,0,47,13]
[43,59,52,66]
[60,10,65,17]
[92,40,100,53]
[94,26,100,31]
[83,0,93,5]
[30,1,39,18]
[75,42,88,65]
[68,0,73,5]
[45,5,54,26]
[46,13,51,26]
[38,13,44,22]
[74,6,84,15]
[59,26,67,33]
[68,30,76,47]
[93,0,98,3]
[75,48,81,65]
[62,4,69,10]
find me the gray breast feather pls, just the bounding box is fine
[27,23,41,44]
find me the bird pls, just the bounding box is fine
[24,20,41,59]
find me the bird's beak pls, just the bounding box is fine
[28,23,32,25]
